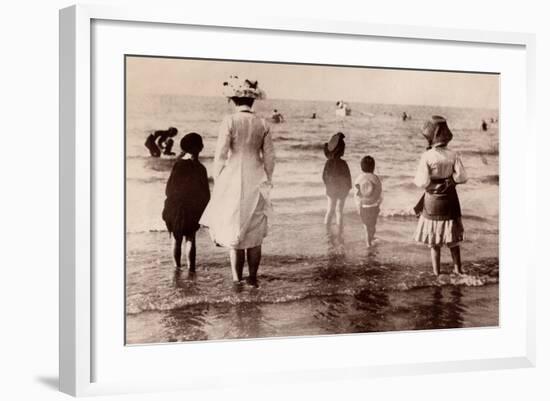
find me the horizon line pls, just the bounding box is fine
[127,91,500,111]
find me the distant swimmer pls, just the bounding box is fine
[402,112,409,121]
[145,127,178,157]
[311,112,317,119]
[271,109,285,123]
[481,120,488,132]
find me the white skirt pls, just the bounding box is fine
[414,215,464,247]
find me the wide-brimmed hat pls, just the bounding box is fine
[422,115,453,147]
[180,132,203,154]
[324,132,346,159]
[222,75,266,99]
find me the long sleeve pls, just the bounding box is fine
[353,176,361,198]
[353,177,361,210]
[200,165,211,204]
[452,153,468,184]
[213,116,232,179]
[414,153,431,189]
[376,180,383,206]
[262,128,275,181]
[322,162,328,185]
[343,162,352,191]
[165,164,178,197]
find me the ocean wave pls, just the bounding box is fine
[289,143,325,151]
[274,136,302,142]
[127,173,214,185]
[380,209,490,222]
[127,176,167,184]
[143,158,177,172]
[274,194,325,203]
[478,174,499,184]
[127,155,151,161]
[127,154,214,161]
[126,262,499,315]
[462,148,499,157]
[126,258,498,315]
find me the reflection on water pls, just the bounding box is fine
[126,232,494,344]
[232,302,264,339]
[161,303,210,342]
[326,225,345,257]
[173,269,198,290]
[412,286,465,330]
[135,283,490,344]
[350,289,391,332]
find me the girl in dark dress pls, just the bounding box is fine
[162,133,210,271]
[322,132,352,232]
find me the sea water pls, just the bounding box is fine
[125,95,499,344]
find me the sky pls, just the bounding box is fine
[126,56,499,109]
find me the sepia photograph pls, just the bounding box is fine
[124,56,499,345]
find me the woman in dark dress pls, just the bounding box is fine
[322,132,352,232]
[162,133,210,271]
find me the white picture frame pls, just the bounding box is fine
[59,4,536,397]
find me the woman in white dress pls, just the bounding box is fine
[413,116,467,276]
[200,76,275,285]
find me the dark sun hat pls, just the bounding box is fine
[422,116,453,147]
[180,132,204,154]
[324,132,346,159]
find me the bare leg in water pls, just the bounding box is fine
[430,246,441,276]
[246,246,262,285]
[173,234,183,269]
[363,225,372,247]
[230,249,245,282]
[450,245,464,275]
[335,197,346,235]
[173,234,196,271]
[324,196,336,226]
[184,234,196,272]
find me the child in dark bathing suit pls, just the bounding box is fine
[322,132,352,233]
[162,133,210,271]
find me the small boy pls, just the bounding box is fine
[354,156,382,247]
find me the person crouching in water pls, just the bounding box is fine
[413,116,467,276]
[354,156,382,247]
[145,127,178,157]
[322,132,352,234]
[162,133,210,271]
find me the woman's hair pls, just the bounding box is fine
[361,156,375,173]
[230,97,255,107]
